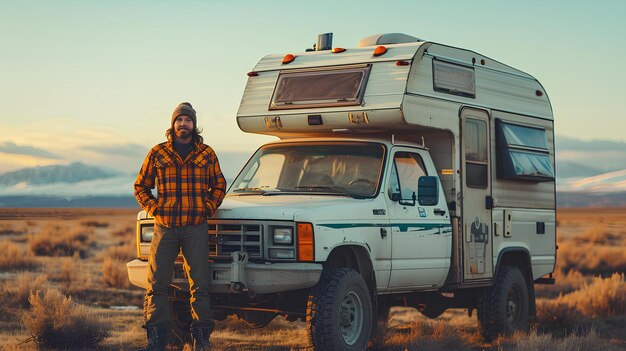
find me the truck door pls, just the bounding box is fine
[461,108,493,281]
[385,147,450,290]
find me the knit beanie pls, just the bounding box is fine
[171,102,197,127]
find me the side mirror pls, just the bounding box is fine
[418,176,439,206]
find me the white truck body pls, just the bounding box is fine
[128,33,556,349]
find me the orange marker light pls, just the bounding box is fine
[282,54,296,64]
[373,45,387,57]
[332,47,346,53]
[297,223,314,261]
[395,60,410,66]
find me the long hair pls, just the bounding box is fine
[166,126,204,144]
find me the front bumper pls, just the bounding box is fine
[127,252,323,294]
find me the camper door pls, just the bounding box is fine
[461,108,493,281]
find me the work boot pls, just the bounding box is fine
[191,322,214,351]
[137,325,167,351]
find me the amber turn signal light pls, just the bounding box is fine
[332,47,346,53]
[282,54,296,64]
[373,46,387,56]
[297,223,314,261]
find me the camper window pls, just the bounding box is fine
[433,59,475,98]
[465,118,488,188]
[496,119,555,182]
[270,65,370,110]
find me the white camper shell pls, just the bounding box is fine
[128,33,556,350]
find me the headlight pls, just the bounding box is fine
[141,225,154,242]
[273,227,293,245]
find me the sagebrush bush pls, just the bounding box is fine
[557,225,626,275]
[48,254,86,293]
[0,241,36,270]
[22,289,111,348]
[535,268,591,298]
[537,273,626,332]
[29,224,93,257]
[0,222,27,235]
[112,225,133,237]
[80,219,109,228]
[2,273,48,308]
[102,257,130,288]
[104,241,136,261]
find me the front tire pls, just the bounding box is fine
[306,267,373,351]
[478,266,530,341]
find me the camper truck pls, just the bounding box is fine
[127,33,556,350]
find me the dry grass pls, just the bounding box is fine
[0,222,28,235]
[382,319,471,351]
[28,223,94,257]
[80,219,110,228]
[537,273,626,327]
[1,273,49,309]
[495,328,617,351]
[0,208,625,351]
[22,289,111,349]
[102,240,136,262]
[0,241,37,270]
[102,257,131,289]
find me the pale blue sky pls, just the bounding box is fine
[1,0,625,172]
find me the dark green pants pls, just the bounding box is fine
[144,223,212,328]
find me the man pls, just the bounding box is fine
[134,102,227,351]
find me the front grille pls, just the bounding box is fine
[208,223,263,259]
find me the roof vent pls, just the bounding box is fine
[358,33,421,47]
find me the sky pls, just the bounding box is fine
[1,0,625,174]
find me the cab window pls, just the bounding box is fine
[389,152,427,200]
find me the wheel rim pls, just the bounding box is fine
[340,290,363,345]
[506,286,522,327]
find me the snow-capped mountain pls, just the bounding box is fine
[0,162,120,187]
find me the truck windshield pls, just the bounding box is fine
[229,142,385,198]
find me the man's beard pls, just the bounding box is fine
[175,128,191,139]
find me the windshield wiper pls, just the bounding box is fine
[232,187,268,194]
[293,186,367,199]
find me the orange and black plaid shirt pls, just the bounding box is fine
[134,141,227,228]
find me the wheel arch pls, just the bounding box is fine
[324,244,376,296]
[495,247,533,283]
[494,247,536,320]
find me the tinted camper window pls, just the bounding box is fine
[270,65,370,110]
[496,120,554,182]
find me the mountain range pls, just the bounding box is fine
[0,136,624,207]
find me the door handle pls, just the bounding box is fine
[434,208,446,216]
[380,228,388,239]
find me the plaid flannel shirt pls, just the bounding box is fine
[134,141,227,228]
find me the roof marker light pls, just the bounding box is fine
[396,60,410,66]
[373,46,387,57]
[331,47,346,53]
[282,54,296,64]
[247,71,258,77]
[536,90,544,97]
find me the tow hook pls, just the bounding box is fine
[230,251,252,296]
